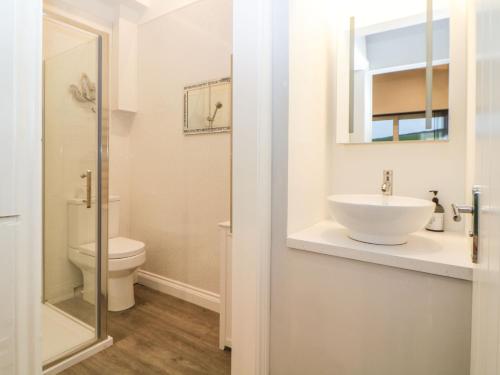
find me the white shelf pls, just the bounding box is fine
[287,221,473,281]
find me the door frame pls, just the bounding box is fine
[232,0,273,374]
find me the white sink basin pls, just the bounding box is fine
[328,194,435,245]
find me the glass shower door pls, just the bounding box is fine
[42,15,106,368]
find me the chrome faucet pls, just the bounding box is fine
[381,170,393,196]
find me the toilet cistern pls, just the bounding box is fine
[381,170,393,196]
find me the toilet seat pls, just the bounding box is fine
[79,237,145,259]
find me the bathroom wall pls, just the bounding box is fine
[330,2,468,233]
[139,0,202,23]
[129,0,232,294]
[288,0,469,234]
[109,111,133,236]
[287,0,331,234]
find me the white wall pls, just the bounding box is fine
[45,0,213,26]
[366,19,450,70]
[290,0,458,233]
[332,1,468,233]
[287,0,332,234]
[109,111,134,236]
[139,0,201,23]
[129,0,232,294]
[44,0,116,28]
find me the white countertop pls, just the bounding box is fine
[287,221,473,281]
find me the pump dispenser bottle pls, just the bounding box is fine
[426,190,445,232]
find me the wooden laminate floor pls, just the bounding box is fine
[60,285,231,375]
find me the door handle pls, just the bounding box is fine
[451,204,473,222]
[451,187,480,263]
[472,188,480,263]
[80,170,92,209]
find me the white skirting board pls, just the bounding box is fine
[43,337,113,375]
[137,270,220,313]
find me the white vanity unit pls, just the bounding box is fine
[286,221,472,374]
[218,221,232,349]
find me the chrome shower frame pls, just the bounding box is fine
[42,10,110,371]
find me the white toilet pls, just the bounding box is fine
[68,196,146,311]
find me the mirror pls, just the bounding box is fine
[184,77,231,135]
[336,0,450,144]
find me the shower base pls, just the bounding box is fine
[42,303,94,365]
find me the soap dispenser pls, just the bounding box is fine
[426,190,445,232]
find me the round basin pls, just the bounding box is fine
[328,194,435,245]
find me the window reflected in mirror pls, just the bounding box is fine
[372,65,449,142]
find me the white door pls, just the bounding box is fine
[470,0,500,374]
[0,0,43,374]
[0,1,21,373]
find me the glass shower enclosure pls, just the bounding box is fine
[42,13,108,369]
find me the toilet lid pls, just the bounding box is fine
[79,237,145,259]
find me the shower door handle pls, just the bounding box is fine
[80,170,92,208]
